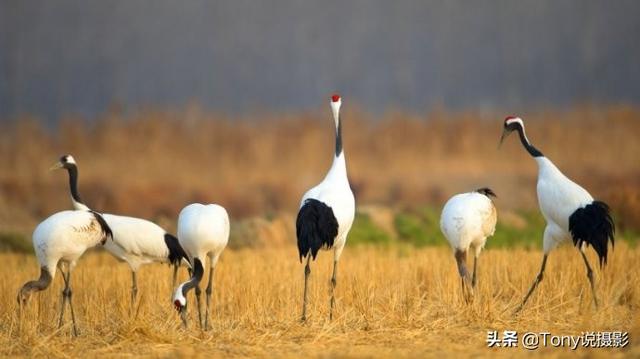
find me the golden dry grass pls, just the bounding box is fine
[2,243,639,358]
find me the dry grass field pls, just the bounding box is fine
[1,243,639,358]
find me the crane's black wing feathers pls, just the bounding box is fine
[296,199,339,262]
[569,200,615,267]
[164,233,189,266]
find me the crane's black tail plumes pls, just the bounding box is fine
[569,201,615,267]
[475,187,497,198]
[164,233,189,265]
[91,211,113,245]
[296,199,339,262]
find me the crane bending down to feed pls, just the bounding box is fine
[51,155,189,307]
[172,203,230,330]
[18,170,113,336]
[440,188,497,301]
[499,116,615,312]
[296,94,355,321]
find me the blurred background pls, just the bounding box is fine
[1,1,639,249]
[3,1,640,118]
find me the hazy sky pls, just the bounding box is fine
[1,0,639,121]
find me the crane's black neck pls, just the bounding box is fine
[516,126,543,158]
[66,164,87,207]
[182,257,204,296]
[18,266,53,303]
[335,116,342,157]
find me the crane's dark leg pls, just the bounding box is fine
[58,266,68,329]
[204,263,215,330]
[130,271,138,310]
[66,269,79,336]
[301,256,311,322]
[329,259,338,320]
[471,255,478,288]
[515,254,548,314]
[185,264,204,327]
[179,308,188,328]
[580,250,599,308]
[455,249,472,302]
[195,285,203,329]
[58,266,79,336]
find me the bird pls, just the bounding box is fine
[296,94,355,321]
[172,203,230,330]
[18,176,113,336]
[440,188,497,301]
[499,116,615,312]
[50,155,189,307]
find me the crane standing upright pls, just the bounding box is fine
[296,94,355,321]
[500,116,615,312]
[18,159,113,336]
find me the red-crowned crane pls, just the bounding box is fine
[296,94,355,321]
[51,155,189,307]
[500,116,615,312]
[18,167,113,336]
[440,188,497,301]
[172,203,230,330]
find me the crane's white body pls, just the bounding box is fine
[535,157,593,253]
[440,191,496,257]
[297,95,355,321]
[172,203,230,316]
[177,203,230,265]
[61,154,185,272]
[300,152,355,260]
[33,210,106,277]
[101,214,176,271]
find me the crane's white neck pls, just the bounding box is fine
[325,151,349,184]
[535,156,562,177]
[72,198,90,211]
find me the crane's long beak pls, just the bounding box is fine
[498,129,509,149]
[49,162,63,171]
[179,306,188,328]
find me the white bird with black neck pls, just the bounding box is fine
[18,159,113,336]
[500,116,615,312]
[296,94,355,321]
